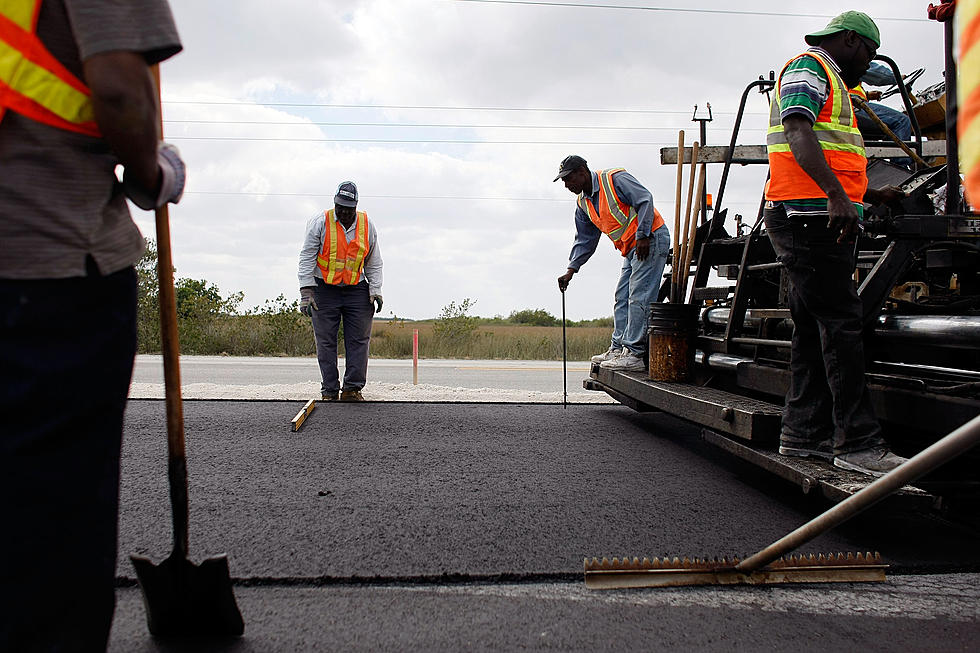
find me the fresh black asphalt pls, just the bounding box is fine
[109,400,980,651]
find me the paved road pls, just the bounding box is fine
[109,401,980,651]
[134,355,592,393]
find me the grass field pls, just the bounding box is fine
[370,322,611,361]
[142,314,613,361]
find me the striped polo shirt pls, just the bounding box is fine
[772,47,865,219]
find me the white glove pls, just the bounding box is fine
[124,142,186,210]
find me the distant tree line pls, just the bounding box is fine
[135,241,612,358]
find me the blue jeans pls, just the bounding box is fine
[311,279,374,394]
[763,204,883,454]
[611,225,670,356]
[1,264,137,651]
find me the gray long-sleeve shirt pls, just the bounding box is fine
[298,211,383,297]
[567,169,656,271]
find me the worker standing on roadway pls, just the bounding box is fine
[0,0,183,649]
[299,181,383,402]
[555,155,670,372]
[764,11,908,477]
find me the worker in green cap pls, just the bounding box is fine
[763,11,908,477]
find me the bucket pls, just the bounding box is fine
[648,303,699,382]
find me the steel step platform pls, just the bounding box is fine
[586,366,782,442]
[700,428,938,510]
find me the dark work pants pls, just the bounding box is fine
[311,279,373,395]
[764,204,884,455]
[0,264,137,652]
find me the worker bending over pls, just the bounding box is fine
[555,155,670,372]
[764,11,907,477]
[299,181,383,402]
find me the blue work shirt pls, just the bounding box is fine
[567,169,656,271]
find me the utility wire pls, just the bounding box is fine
[163,99,762,116]
[184,190,759,204]
[452,0,922,22]
[167,136,682,145]
[163,119,744,131]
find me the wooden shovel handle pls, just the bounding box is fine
[151,64,189,557]
[672,131,685,303]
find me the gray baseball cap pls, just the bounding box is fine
[334,181,358,207]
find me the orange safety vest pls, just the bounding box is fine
[0,0,100,136]
[577,168,666,257]
[849,84,868,102]
[765,51,867,204]
[316,209,371,285]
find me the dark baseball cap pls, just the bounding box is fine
[553,155,587,182]
[805,11,880,47]
[334,181,358,207]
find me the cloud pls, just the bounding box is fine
[148,0,945,320]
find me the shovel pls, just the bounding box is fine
[129,65,244,638]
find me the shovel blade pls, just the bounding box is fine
[131,552,244,639]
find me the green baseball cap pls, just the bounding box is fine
[805,11,880,48]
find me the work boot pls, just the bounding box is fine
[340,389,365,402]
[591,347,622,364]
[321,392,339,401]
[778,438,834,461]
[600,351,646,372]
[834,446,909,478]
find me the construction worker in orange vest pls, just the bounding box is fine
[0,0,182,648]
[764,11,907,477]
[298,181,384,402]
[555,155,670,372]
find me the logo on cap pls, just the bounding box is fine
[334,181,358,207]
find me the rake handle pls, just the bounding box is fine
[851,96,928,168]
[672,131,685,304]
[737,414,980,573]
[677,142,700,302]
[151,64,190,559]
[680,165,706,302]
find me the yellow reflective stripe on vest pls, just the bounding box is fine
[348,213,368,283]
[596,168,637,240]
[0,1,97,130]
[316,210,341,284]
[0,41,95,125]
[316,210,370,285]
[3,0,35,29]
[767,51,864,159]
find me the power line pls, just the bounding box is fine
[163,99,758,116]
[187,191,567,201]
[184,191,763,204]
[168,136,681,145]
[452,0,922,21]
[164,119,749,131]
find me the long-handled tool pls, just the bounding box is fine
[679,163,706,303]
[671,131,685,303]
[585,413,980,589]
[676,141,700,302]
[130,65,244,638]
[561,288,567,410]
[851,95,928,169]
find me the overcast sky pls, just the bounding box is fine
[147,0,945,321]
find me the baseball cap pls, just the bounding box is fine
[553,155,587,182]
[334,181,358,207]
[805,11,880,48]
